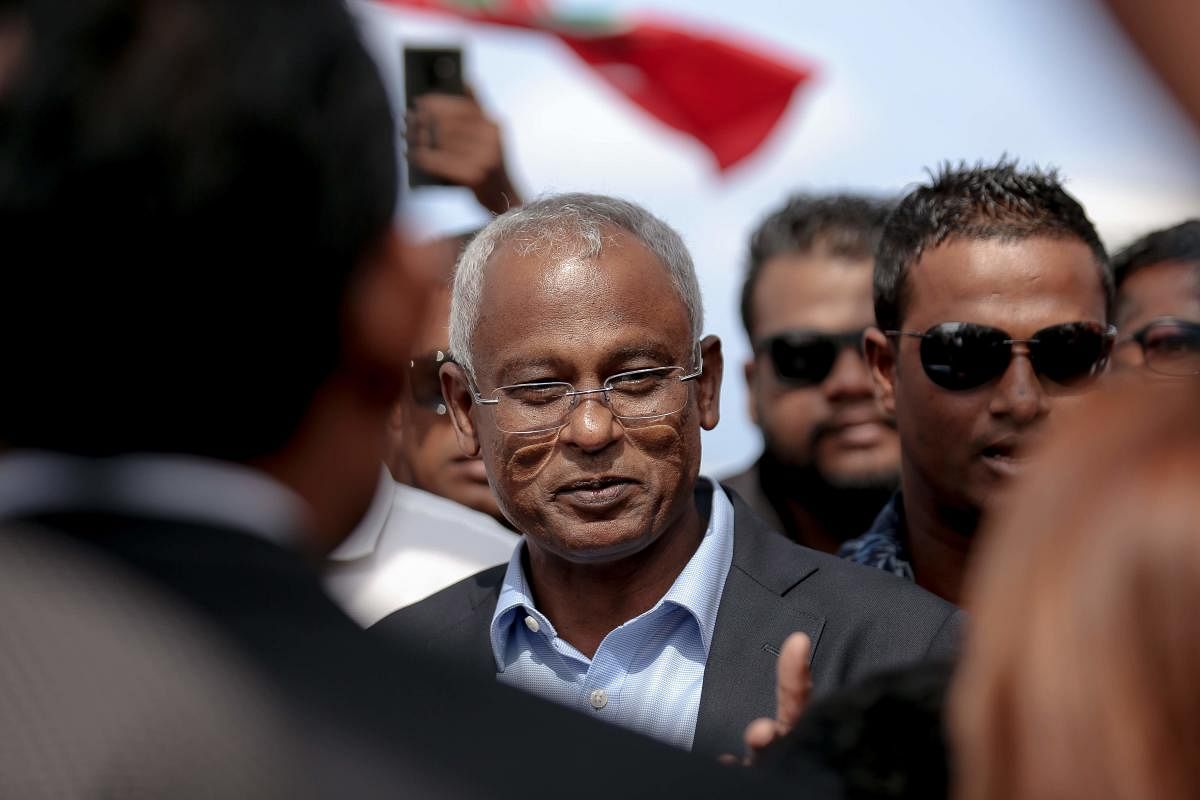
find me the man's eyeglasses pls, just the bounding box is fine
[473,363,703,435]
[755,329,867,386]
[407,350,450,415]
[886,321,1116,392]
[1119,317,1200,377]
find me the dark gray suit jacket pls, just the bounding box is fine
[374,487,963,757]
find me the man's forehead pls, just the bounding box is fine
[906,236,1106,316]
[753,253,874,335]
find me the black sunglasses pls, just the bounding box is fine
[755,329,867,386]
[1122,317,1200,377]
[886,321,1116,391]
[406,350,452,414]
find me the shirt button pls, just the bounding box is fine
[589,689,608,710]
[523,615,540,633]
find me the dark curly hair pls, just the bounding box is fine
[874,159,1112,332]
[741,193,893,338]
[1112,219,1200,289]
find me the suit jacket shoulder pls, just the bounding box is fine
[692,490,962,756]
[371,563,504,677]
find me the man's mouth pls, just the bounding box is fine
[980,440,1030,477]
[554,476,636,507]
[825,412,891,448]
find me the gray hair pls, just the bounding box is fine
[449,192,704,381]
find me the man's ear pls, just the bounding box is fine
[697,335,723,431]
[863,327,897,415]
[441,362,481,457]
[743,356,760,426]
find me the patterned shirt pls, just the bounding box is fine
[488,479,735,751]
[837,492,915,581]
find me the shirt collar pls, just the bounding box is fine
[863,491,906,543]
[489,477,735,671]
[0,450,313,550]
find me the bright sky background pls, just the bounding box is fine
[351,0,1200,475]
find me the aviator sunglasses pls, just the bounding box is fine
[755,329,868,386]
[886,321,1116,391]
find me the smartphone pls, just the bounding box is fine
[404,45,465,188]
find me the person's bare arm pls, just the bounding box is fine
[406,92,523,215]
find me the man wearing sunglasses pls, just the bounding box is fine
[375,193,961,757]
[844,160,1116,605]
[1111,219,1200,378]
[725,194,900,554]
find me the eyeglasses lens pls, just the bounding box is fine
[1032,322,1111,388]
[1141,321,1200,376]
[918,323,1011,390]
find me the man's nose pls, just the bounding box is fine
[822,346,875,402]
[988,347,1050,426]
[557,393,624,452]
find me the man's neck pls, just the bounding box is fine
[900,477,978,605]
[523,492,709,660]
[759,454,896,553]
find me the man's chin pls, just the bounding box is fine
[815,463,901,492]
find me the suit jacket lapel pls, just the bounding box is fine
[691,492,826,758]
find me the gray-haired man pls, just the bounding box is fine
[374,193,962,757]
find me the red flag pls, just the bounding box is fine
[377,1,815,171]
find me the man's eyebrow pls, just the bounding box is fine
[609,343,682,364]
[494,356,561,383]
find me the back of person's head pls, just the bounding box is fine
[762,661,954,800]
[0,0,397,460]
[952,377,1200,800]
[740,193,892,338]
[874,159,1112,331]
[1112,218,1200,288]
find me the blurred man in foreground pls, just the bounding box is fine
[0,0,767,794]
[726,194,899,553]
[952,377,1200,800]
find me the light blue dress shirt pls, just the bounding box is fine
[488,478,735,751]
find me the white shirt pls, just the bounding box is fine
[324,476,519,626]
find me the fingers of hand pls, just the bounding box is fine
[775,632,813,733]
[742,716,779,766]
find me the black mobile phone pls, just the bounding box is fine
[404,45,465,188]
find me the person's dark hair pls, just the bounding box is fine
[0,0,398,458]
[874,160,1112,332]
[1112,219,1200,289]
[761,661,955,800]
[741,194,892,338]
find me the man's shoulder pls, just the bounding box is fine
[725,497,960,648]
[719,462,759,496]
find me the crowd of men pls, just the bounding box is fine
[1,0,1199,798]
